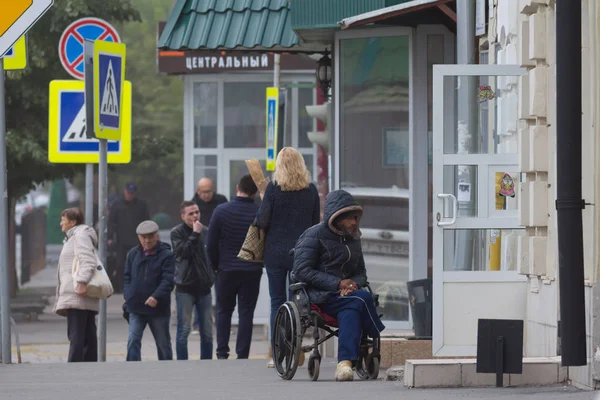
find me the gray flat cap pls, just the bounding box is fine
[136,220,159,235]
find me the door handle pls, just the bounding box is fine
[437,193,458,226]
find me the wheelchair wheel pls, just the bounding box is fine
[307,354,320,381]
[272,302,302,380]
[356,338,381,380]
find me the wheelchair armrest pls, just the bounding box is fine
[289,282,307,292]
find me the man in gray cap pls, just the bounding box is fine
[123,220,175,361]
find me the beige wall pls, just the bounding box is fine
[487,0,600,389]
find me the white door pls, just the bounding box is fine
[432,64,528,356]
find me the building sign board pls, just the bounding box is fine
[156,22,315,75]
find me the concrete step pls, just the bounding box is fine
[380,338,432,369]
[403,357,567,388]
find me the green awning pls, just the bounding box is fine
[158,0,318,53]
[291,0,412,42]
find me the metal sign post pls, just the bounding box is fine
[0,57,10,365]
[91,39,126,362]
[84,39,108,361]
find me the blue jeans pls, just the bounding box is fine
[176,291,213,360]
[126,313,172,361]
[321,290,386,362]
[266,268,290,341]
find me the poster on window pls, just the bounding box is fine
[382,128,409,167]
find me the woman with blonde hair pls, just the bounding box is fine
[255,147,320,367]
[53,207,100,362]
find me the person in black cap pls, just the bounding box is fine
[108,182,150,293]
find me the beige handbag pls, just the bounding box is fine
[72,249,114,300]
[237,225,266,263]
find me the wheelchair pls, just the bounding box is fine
[272,280,382,381]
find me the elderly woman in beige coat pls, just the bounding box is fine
[53,207,99,362]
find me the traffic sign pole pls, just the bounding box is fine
[85,39,106,361]
[97,138,107,362]
[0,58,11,364]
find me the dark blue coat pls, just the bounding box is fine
[255,182,320,271]
[124,241,175,316]
[206,196,262,272]
[291,190,367,304]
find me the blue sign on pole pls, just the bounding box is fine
[93,40,126,140]
[265,87,279,171]
[97,53,122,130]
[48,80,132,164]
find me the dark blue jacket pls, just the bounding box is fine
[206,196,262,272]
[291,190,367,304]
[255,182,320,271]
[123,241,175,316]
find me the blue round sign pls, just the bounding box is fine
[58,17,121,80]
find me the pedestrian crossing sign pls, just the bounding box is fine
[48,80,131,164]
[93,40,126,140]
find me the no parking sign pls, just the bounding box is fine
[58,17,120,79]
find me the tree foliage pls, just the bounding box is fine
[5,0,141,200]
[108,0,184,220]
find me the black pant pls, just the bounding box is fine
[67,309,98,362]
[215,270,262,359]
[113,244,132,294]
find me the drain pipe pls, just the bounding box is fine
[555,0,586,366]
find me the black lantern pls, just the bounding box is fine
[316,51,332,99]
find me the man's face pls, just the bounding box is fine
[124,189,136,201]
[138,233,158,251]
[181,205,200,228]
[336,214,361,240]
[196,180,214,203]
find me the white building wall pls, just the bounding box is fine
[488,0,600,389]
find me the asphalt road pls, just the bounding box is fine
[0,359,595,400]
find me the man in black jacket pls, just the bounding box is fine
[192,177,228,227]
[171,201,215,360]
[292,190,385,382]
[108,182,150,293]
[206,175,262,360]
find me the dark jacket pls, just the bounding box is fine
[170,223,214,296]
[124,241,175,316]
[108,196,150,248]
[192,193,228,227]
[255,182,320,271]
[291,190,367,305]
[206,196,262,272]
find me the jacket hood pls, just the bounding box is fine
[323,190,363,235]
[67,225,98,247]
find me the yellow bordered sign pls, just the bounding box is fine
[93,40,126,140]
[265,87,279,171]
[48,80,131,164]
[3,36,27,70]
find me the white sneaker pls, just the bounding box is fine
[335,360,354,382]
[267,358,275,368]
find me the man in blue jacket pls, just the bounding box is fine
[124,220,175,361]
[206,175,262,359]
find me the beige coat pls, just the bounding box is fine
[53,225,100,317]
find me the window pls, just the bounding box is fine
[339,35,411,322]
[193,155,218,189]
[193,83,218,148]
[224,82,270,148]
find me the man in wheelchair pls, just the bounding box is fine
[291,189,385,382]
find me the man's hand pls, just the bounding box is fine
[338,279,358,296]
[145,296,158,308]
[74,282,87,296]
[192,221,203,233]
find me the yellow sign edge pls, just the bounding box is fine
[48,80,132,164]
[93,40,127,141]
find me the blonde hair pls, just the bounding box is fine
[273,147,311,191]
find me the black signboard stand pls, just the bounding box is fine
[476,319,524,387]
